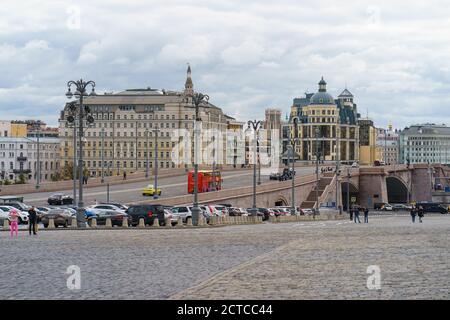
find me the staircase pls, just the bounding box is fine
[300,172,334,209]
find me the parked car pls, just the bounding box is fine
[99,202,128,210]
[228,207,248,216]
[125,204,165,226]
[0,205,29,224]
[6,201,30,212]
[172,206,212,223]
[246,207,270,221]
[392,204,413,211]
[164,208,178,226]
[142,184,162,197]
[374,203,393,211]
[88,204,126,214]
[47,194,74,205]
[87,210,131,227]
[208,205,228,216]
[416,202,449,214]
[41,208,74,228]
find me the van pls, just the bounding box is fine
[416,202,448,214]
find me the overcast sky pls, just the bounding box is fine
[1,0,449,128]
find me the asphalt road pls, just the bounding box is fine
[18,167,316,207]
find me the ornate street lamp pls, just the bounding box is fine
[247,120,262,216]
[190,92,209,226]
[290,117,299,215]
[66,79,96,228]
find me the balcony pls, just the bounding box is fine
[17,156,27,162]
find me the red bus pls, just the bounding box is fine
[188,170,222,194]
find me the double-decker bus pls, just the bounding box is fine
[187,170,222,194]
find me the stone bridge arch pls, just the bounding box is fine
[274,195,289,207]
[386,176,409,203]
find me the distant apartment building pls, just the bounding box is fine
[0,120,60,182]
[58,66,236,177]
[376,123,399,165]
[358,118,381,165]
[399,123,450,165]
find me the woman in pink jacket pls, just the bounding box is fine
[9,208,19,237]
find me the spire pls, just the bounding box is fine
[184,63,193,97]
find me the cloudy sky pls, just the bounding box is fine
[1,0,450,128]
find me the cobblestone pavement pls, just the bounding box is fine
[1,215,449,299]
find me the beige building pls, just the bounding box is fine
[284,78,360,163]
[58,66,235,177]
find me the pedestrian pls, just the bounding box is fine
[28,206,37,235]
[364,207,369,223]
[349,206,353,221]
[418,206,424,223]
[9,208,19,238]
[354,206,361,223]
[123,171,127,180]
[410,206,417,223]
[94,199,98,205]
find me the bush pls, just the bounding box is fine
[4,179,11,185]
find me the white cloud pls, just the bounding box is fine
[0,0,449,129]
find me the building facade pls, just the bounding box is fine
[399,123,450,165]
[58,66,235,177]
[376,124,399,165]
[283,78,360,163]
[358,118,381,165]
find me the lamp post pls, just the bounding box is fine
[257,135,261,185]
[335,117,340,212]
[145,129,149,178]
[315,126,320,217]
[346,167,350,213]
[101,127,105,183]
[36,125,41,189]
[191,92,209,226]
[153,123,160,200]
[247,120,262,216]
[66,79,96,228]
[290,117,299,215]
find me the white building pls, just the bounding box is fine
[399,123,450,165]
[0,136,60,182]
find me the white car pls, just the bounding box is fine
[87,204,126,215]
[206,205,228,216]
[0,205,29,224]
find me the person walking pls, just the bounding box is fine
[418,206,424,223]
[364,207,369,223]
[123,171,127,180]
[28,206,37,235]
[349,205,353,221]
[354,206,361,223]
[9,208,19,238]
[410,206,417,223]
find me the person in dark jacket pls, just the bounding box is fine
[354,206,361,223]
[363,207,369,223]
[418,206,424,223]
[349,206,353,221]
[28,206,38,235]
[410,206,417,223]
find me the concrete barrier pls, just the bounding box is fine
[122,217,128,228]
[90,218,97,228]
[71,217,77,228]
[176,216,183,228]
[186,217,193,227]
[153,218,160,228]
[105,218,112,228]
[3,219,9,230]
[48,218,55,229]
[138,218,145,228]
[165,218,172,228]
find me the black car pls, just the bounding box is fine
[416,202,448,214]
[247,207,270,221]
[87,210,131,227]
[125,204,165,226]
[48,194,74,205]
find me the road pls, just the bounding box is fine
[18,167,316,207]
[1,214,448,299]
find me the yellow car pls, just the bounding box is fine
[142,184,162,196]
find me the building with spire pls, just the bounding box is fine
[283,77,360,163]
[58,65,234,177]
